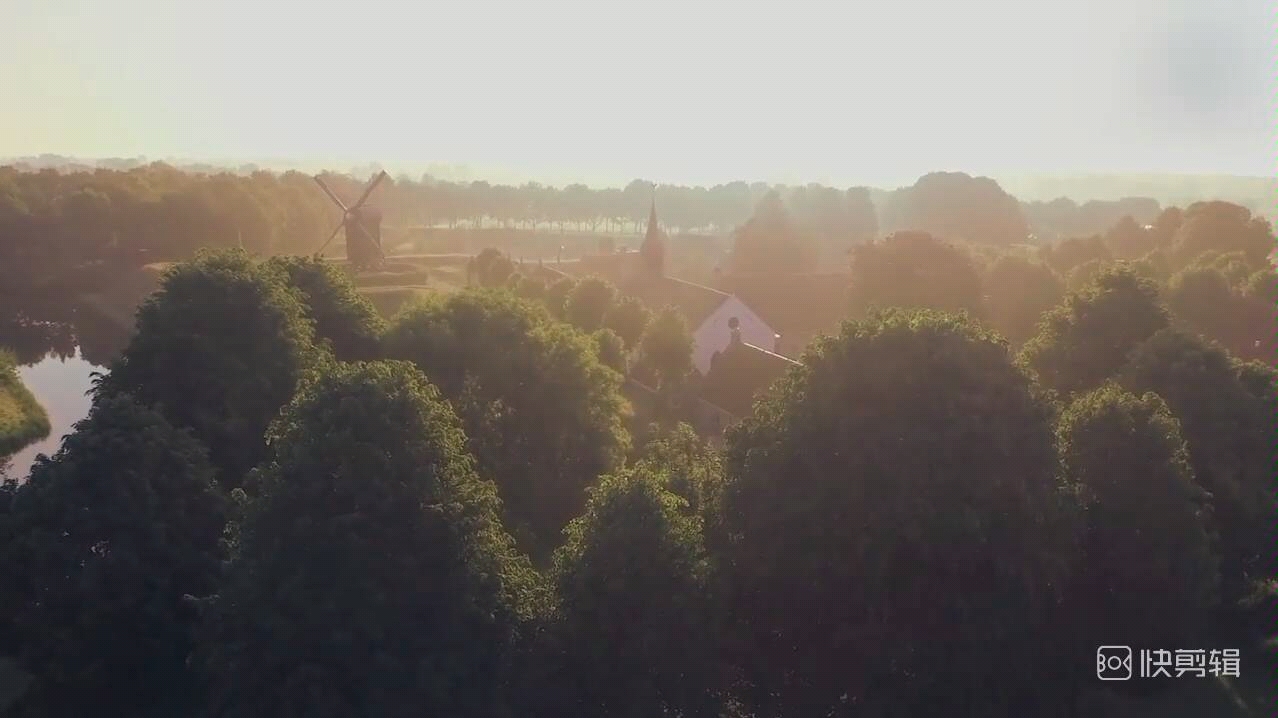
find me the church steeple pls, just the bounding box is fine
[640,183,666,276]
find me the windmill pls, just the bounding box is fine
[313,171,390,270]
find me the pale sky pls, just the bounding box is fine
[2,0,1273,187]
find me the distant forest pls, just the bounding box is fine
[1,161,1252,289]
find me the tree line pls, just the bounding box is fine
[0,216,1272,716]
[3,163,1196,293]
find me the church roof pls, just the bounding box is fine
[700,340,802,418]
[715,272,850,335]
[621,273,731,329]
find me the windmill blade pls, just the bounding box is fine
[314,221,345,256]
[313,175,350,214]
[350,170,389,211]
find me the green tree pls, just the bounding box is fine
[1118,330,1276,618]
[1055,386,1218,701]
[264,255,386,361]
[592,328,627,373]
[638,307,694,389]
[718,309,1079,717]
[94,249,318,486]
[384,290,628,563]
[515,275,546,301]
[0,395,228,718]
[199,361,543,718]
[565,276,618,332]
[470,247,516,287]
[1020,267,1169,396]
[847,231,985,319]
[544,276,578,320]
[982,255,1065,346]
[1171,201,1275,269]
[603,295,651,349]
[531,469,722,718]
[731,190,818,274]
[1041,235,1111,276]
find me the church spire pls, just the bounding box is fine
[640,182,666,276]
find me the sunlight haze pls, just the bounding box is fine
[3,0,1272,186]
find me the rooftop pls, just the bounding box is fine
[621,273,731,329]
[715,272,851,335]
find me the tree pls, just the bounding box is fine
[94,249,318,486]
[847,231,985,319]
[1118,330,1276,619]
[1020,267,1169,396]
[1171,201,1275,269]
[592,328,626,373]
[638,307,694,389]
[718,309,1079,717]
[565,276,618,332]
[470,247,515,287]
[383,290,628,563]
[544,276,577,320]
[730,190,818,274]
[1103,215,1158,260]
[879,172,1029,246]
[529,469,722,718]
[1054,386,1218,701]
[0,395,228,718]
[199,361,543,718]
[982,255,1065,347]
[264,255,386,361]
[1041,235,1112,276]
[515,275,546,301]
[602,296,651,349]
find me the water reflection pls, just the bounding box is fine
[0,293,132,479]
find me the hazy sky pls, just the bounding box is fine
[2,0,1272,187]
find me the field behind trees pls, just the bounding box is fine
[0,162,1274,718]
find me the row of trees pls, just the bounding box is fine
[4,163,1195,294]
[841,200,1275,362]
[0,240,1272,717]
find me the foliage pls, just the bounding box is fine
[383,290,628,563]
[981,255,1065,346]
[514,275,546,301]
[564,276,618,332]
[0,395,228,718]
[592,329,626,373]
[1118,329,1276,615]
[93,249,319,486]
[1041,235,1112,276]
[1165,263,1274,362]
[263,255,386,361]
[1055,386,1219,697]
[470,247,516,287]
[199,361,543,718]
[730,190,819,274]
[543,277,577,320]
[638,307,694,389]
[602,295,651,349]
[1020,266,1169,395]
[1171,201,1275,269]
[879,171,1029,245]
[531,468,722,718]
[0,350,49,458]
[718,309,1079,716]
[847,231,985,319]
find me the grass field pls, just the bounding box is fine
[0,350,51,458]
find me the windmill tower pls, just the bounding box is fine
[313,171,389,269]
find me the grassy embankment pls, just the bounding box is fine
[0,350,50,459]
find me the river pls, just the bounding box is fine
[0,294,131,480]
